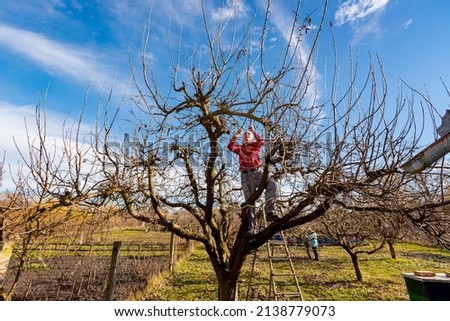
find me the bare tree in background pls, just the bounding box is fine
[8,0,450,300]
[321,209,386,281]
[0,103,110,300]
[378,212,408,259]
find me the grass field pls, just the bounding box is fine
[99,229,174,243]
[145,242,450,301]
[17,229,181,259]
[49,228,174,244]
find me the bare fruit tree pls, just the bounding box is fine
[321,209,386,282]
[1,103,109,300]
[87,0,449,300]
[10,0,450,301]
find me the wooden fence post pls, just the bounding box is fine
[104,241,122,301]
[169,233,177,274]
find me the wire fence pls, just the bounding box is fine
[2,236,196,300]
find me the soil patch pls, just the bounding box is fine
[3,255,169,300]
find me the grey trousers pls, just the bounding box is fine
[241,169,278,214]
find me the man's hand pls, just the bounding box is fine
[248,123,256,133]
[234,128,243,137]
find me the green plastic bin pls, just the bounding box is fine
[403,273,450,301]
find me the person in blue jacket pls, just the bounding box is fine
[307,228,319,261]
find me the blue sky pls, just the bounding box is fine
[1,0,449,190]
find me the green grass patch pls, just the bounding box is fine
[144,242,450,301]
[99,229,173,243]
[44,228,173,244]
[146,249,218,300]
[20,229,178,258]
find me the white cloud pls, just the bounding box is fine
[251,0,325,130]
[334,0,389,45]
[210,0,250,22]
[335,0,389,26]
[0,24,131,95]
[0,101,92,192]
[260,0,320,83]
[0,102,50,190]
[403,18,414,29]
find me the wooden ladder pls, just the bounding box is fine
[266,231,303,301]
[244,211,303,301]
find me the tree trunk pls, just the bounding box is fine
[217,273,239,301]
[350,252,363,281]
[342,245,363,282]
[387,240,396,259]
[214,248,248,301]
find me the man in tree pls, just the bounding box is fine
[228,123,280,237]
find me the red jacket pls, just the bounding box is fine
[227,132,264,172]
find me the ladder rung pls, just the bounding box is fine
[268,256,291,261]
[268,240,286,245]
[271,272,298,277]
[253,224,303,301]
[275,292,303,297]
